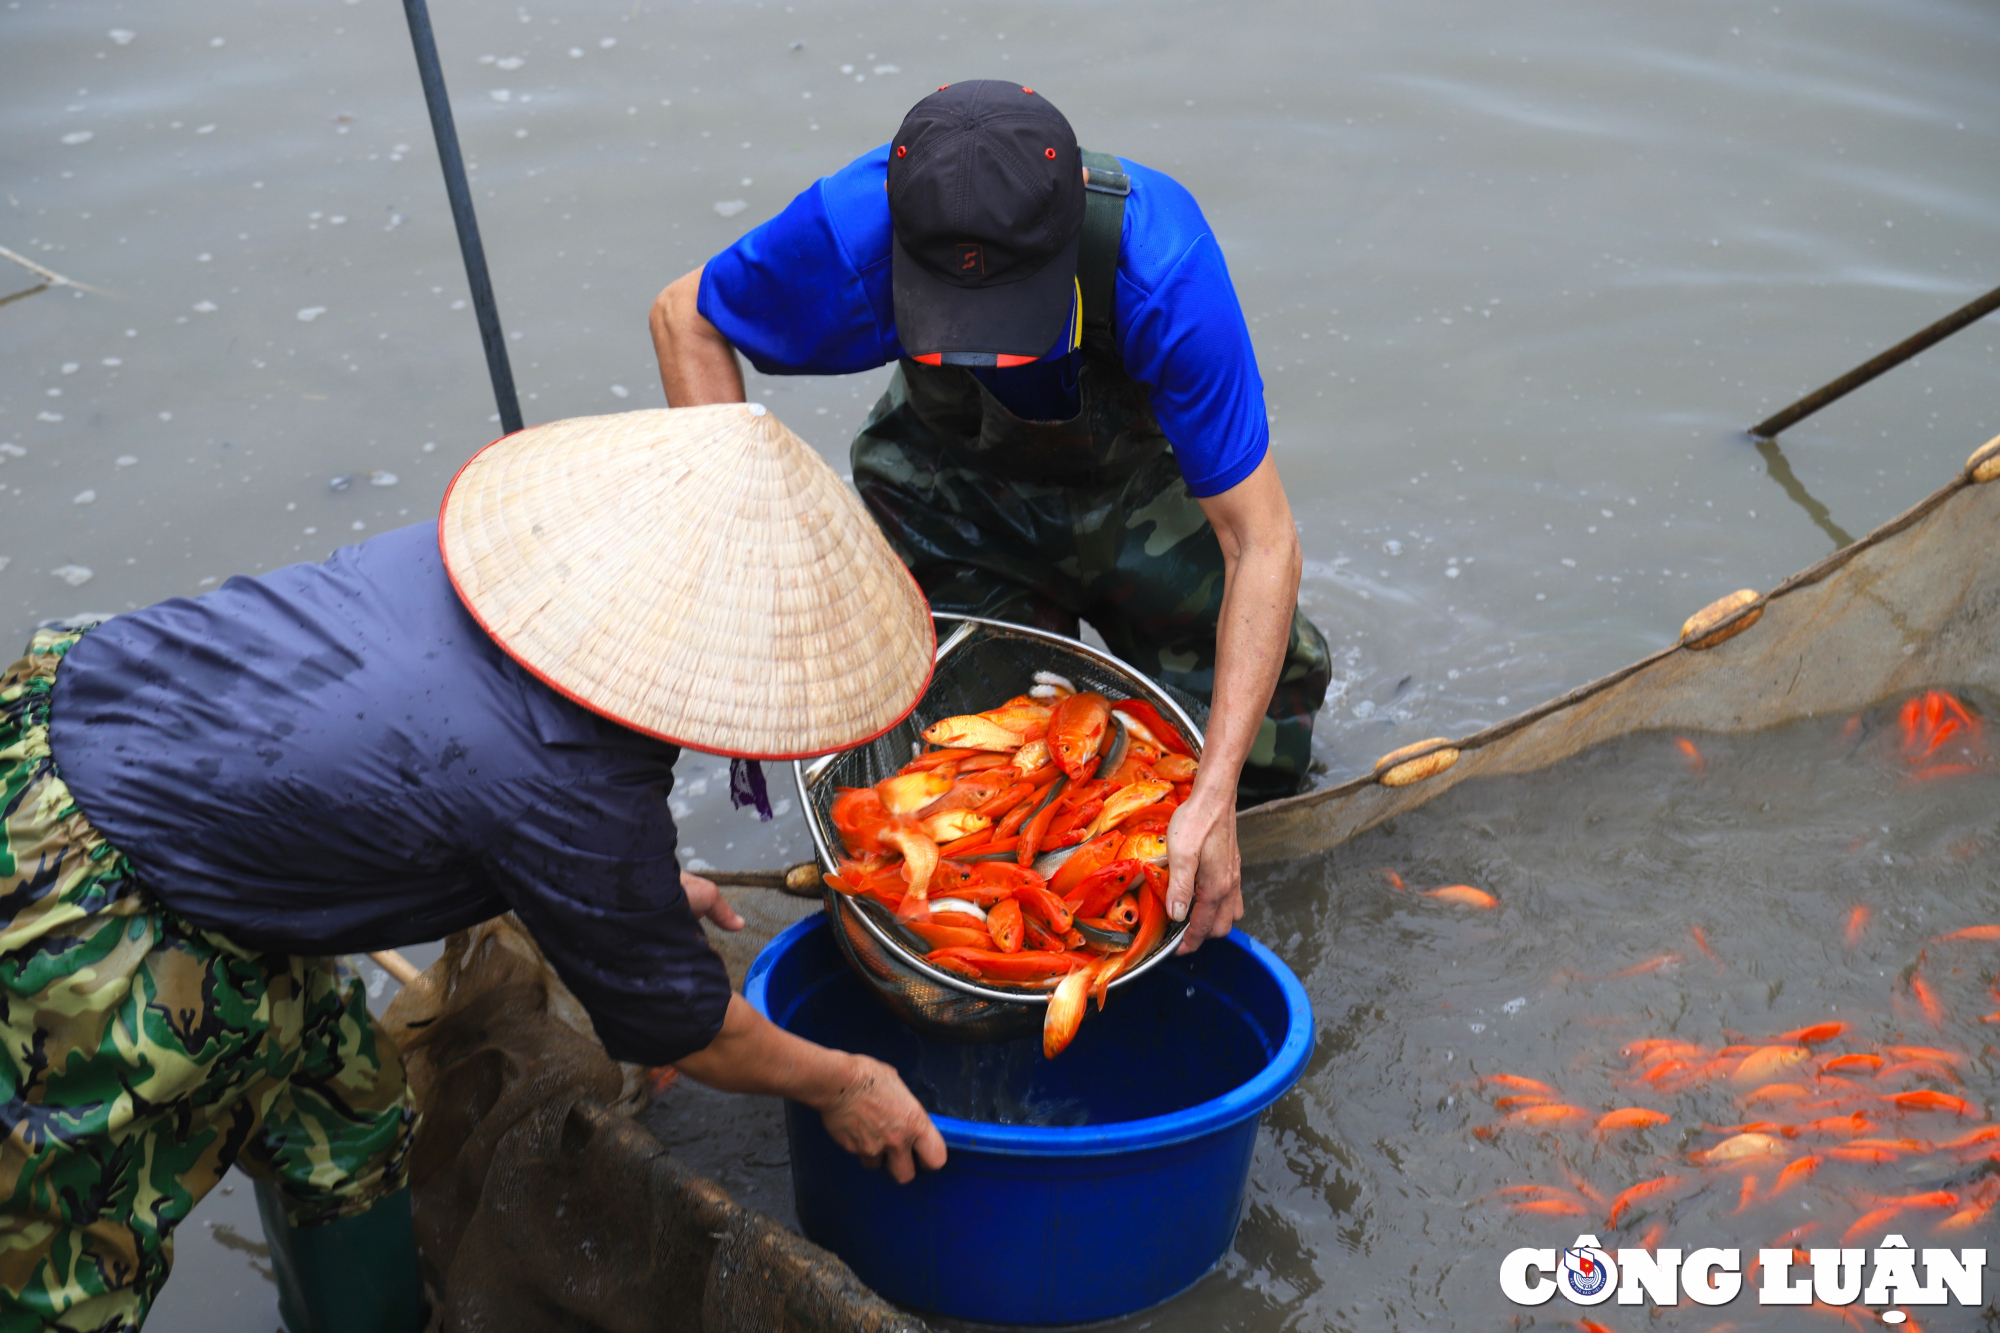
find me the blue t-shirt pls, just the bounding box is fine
[697,146,1269,499]
[48,523,729,1068]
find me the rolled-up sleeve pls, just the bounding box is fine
[484,781,728,1067]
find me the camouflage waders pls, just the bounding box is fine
[0,630,414,1332]
[853,151,1331,804]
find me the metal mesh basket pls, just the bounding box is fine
[792,616,1204,1043]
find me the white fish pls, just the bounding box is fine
[927,897,986,921]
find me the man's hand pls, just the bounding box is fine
[1167,453,1303,951]
[812,1053,948,1185]
[676,996,946,1184]
[680,870,745,932]
[1165,783,1244,952]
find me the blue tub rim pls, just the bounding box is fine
[745,914,1315,1158]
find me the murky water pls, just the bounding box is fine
[1226,697,1997,1332]
[7,0,2000,1327]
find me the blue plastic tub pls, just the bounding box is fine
[745,916,1315,1326]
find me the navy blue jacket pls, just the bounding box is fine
[48,522,729,1067]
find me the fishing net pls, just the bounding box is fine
[793,616,1202,1044]
[1239,437,2000,864]
[380,916,924,1333]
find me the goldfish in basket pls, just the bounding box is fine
[826,685,1198,1056]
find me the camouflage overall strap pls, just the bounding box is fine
[1077,149,1129,334]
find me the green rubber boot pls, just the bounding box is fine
[253,1181,421,1333]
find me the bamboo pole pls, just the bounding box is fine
[368,949,422,985]
[701,863,824,898]
[1750,281,2000,440]
[400,0,523,435]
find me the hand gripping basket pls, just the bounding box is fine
[792,617,1203,1043]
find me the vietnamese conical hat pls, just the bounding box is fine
[439,404,934,759]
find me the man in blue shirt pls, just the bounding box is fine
[650,81,1331,952]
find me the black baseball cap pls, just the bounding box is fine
[887,80,1084,368]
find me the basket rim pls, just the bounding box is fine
[792,615,1204,1008]
[745,915,1315,1156]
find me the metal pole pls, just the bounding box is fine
[401,0,523,436]
[1749,281,2000,441]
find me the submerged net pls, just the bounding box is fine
[1240,437,2000,864]
[381,917,924,1333]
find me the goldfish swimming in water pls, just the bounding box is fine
[1897,689,1985,780]
[1479,1074,1560,1096]
[1880,1090,1974,1116]
[1886,1045,1966,1067]
[1595,1107,1670,1133]
[1737,1082,1812,1108]
[1875,1057,1960,1085]
[1606,1174,1685,1226]
[1601,954,1681,981]
[1504,1103,1591,1128]
[1510,1197,1588,1217]
[1674,737,1706,774]
[1794,1112,1873,1139]
[1766,1154,1819,1200]
[1774,1021,1847,1044]
[1936,1185,2000,1232]
[1937,1124,2000,1152]
[1843,904,1871,947]
[1424,884,1499,909]
[1907,952,1948,1028]
[1933,924,2000,943]
[1690,1133,1789,1167]
[1856,1189,1960,1210]
[1823,1138,1930,1165]
[1729,1046,1811,1086]
[1841,1205,1908,1246]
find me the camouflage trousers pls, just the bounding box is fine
[854,387,1333,804]
[0,630,414,1332]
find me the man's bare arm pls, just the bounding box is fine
[650,265,747,406]
[676,994,946,1183]
[1165,453,1303,951]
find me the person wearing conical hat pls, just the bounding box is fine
[0,405,945,1332]
[651,80,1332,957]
